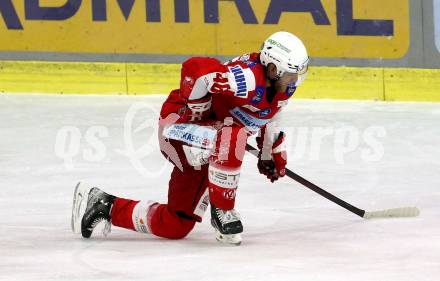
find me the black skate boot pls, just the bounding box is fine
[71,183,115,238]
[211,204,243,246]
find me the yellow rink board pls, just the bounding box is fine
[383,68,440,101]
[0,60,439,102]
[297,67,384,100]
[0,61,126,95]
[126,63,180,95]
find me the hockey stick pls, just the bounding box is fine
[245,143,420,219]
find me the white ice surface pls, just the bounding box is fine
[0,94,439,281]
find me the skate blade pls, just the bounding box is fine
[71,182,92,234]
[214,230,242,246]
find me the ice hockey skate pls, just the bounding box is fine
[71,182,115,238]
[210,204,243,246]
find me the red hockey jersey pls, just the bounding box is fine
[160,52,295,134]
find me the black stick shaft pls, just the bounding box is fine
[246,143,366,218]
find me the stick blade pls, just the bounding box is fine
[363,207,420,219]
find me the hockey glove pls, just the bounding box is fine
[181,94,212,122]
[257,131,287,183]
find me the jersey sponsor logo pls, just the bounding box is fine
[242,104,260,112]
[246,62,257,68]
[259,108,271,117]
[229,65,248,98]
[251,86,265,105]
[238,54,257,67]
[230,107,270,133]
[163,124,216,149]
[239,54,250,62]
[183,76,194,86]
[286,84,296,97]
[208,166,240,189]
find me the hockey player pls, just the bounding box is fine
[72,31,309,245]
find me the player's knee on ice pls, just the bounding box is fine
[148,204,197,240]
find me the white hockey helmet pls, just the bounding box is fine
[260,31,309,86]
